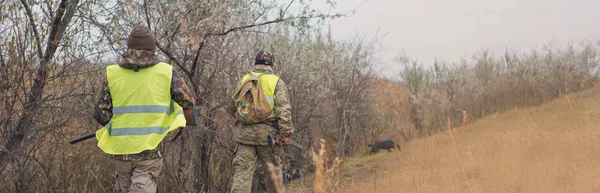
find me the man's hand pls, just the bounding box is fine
[281,137,292,146]
[268,135,303,150]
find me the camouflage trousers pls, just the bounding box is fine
[114,158,163,193]
[231,143,284,193]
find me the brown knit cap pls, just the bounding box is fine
[127,25,156,52]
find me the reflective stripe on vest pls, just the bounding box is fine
[96,62,187,155]
[111,100,177,114]
[240,72,279,116]
[105,110,184,136]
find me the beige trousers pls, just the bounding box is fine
[114,158,163,193]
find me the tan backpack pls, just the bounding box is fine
[231,73,273,124]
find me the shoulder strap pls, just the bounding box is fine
[250,71,272,77]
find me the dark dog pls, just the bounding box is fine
[368,140,401,154]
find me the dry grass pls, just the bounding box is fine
[291,84,600,193]
[266,162,284,193]
[287,139,343,193]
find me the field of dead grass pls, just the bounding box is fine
[293,85,600,193]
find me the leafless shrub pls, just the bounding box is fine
[400,42,600,136]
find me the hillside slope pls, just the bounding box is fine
[335,85,600,193]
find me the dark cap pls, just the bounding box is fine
[127,25,156,52]
[255,50,274,66]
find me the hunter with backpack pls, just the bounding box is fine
[229,51,295,193]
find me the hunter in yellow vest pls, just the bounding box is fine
[94,25,197,193]
[228,51,295,193]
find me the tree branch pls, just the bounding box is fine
[156,43,188,74]
[143,0,152,30]
[19,0,43,59]
[144,0,189,75]
[190,35,209,81]
[207,15,315,36]
[0,0,80,176]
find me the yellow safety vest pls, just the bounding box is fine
[96,62,186,155]
[240,72,279,116]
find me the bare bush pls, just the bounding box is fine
[0,0,111,192]
[400,43,600,136]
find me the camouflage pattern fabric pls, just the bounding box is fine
[231,143,284,193]
[118,49,160,71]
[255,50,274,65]
[227,64,294,145]
[94,49,196,126]
[114,158,163,193]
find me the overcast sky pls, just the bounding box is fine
[314,0,600,78]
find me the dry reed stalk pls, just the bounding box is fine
[564,92,576,112]
[312,139,326,193]
[312,139,334,193]
[323,157,342,192]
[306,139,344,193]
[266,162,284,193]
[333,157,341,192]
[461,110,468,127]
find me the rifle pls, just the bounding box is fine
[267,135,304,150]
[69,133,96,145]
[262,118,304,149]
[69,130,183,144]
[69,108,199,145]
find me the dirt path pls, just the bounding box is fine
[325,86,600,193]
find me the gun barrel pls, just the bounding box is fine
[291,141,304,150]
[266,135,304,150]
[69,133,96,145]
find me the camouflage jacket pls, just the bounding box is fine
[94,49,196,126]
[228,64,294,145]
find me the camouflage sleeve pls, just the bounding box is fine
[274,79,294,136]
[94,77,112,126]
[171,69,196,109]
[225,79,241,117]
[225,97,237,117]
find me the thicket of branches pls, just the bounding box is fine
[0,0,391,192]
[400,43,600,135]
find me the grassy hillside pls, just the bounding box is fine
[294,83,600,193]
